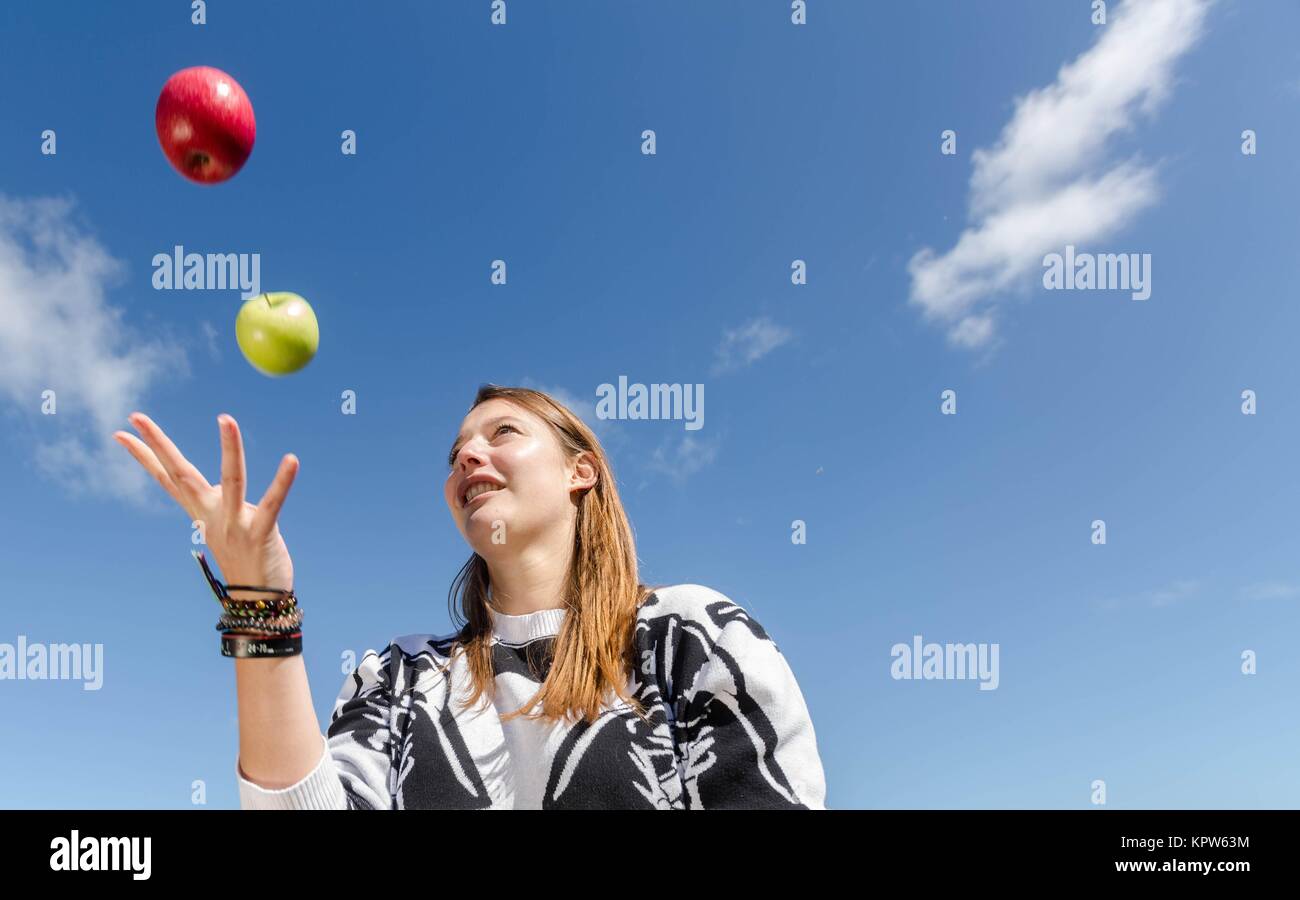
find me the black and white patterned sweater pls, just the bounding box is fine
[236,583,827,809]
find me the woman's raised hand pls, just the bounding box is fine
[113,413,298,597]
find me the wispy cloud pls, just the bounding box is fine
[0,194,188,506]
[1236,581,1300,602]
[514,379,721,485]
[710,316,793,376]
[645,432,722,484]
[200,320,221,361]
[1101,578,1300,609]
[1145,578,1200,608]
[907,0,1212,349]
[1099,578,1200,610]
[515,377,623,450]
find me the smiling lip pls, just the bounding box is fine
[458,474,505,507]
[463,486,503,509]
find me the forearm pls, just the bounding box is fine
[233,653,327,790]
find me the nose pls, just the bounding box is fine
[452,440,487,473]
[450,445,488,506]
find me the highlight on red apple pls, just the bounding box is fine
[154,65,256,185]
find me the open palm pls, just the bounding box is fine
[114,412,298,596]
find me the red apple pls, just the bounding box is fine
[155,66,256,184]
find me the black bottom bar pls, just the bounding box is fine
[5,809,1283,884]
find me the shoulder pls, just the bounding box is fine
[332,632,463,713]
[388,631,462,660]
[636,583,775,646]
[346,631,463,688]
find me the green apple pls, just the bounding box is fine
[235,292,319,376]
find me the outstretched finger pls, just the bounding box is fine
[253,453,299,535]
[218,414,247,526]
[113,431,196,519]
[128,412,213,505]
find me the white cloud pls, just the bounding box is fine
[710,316,792,376]
[0,194,188,506]
[908,0,1212,348]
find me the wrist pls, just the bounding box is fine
[226,587,292,601]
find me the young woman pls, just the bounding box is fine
[114,384,826,809]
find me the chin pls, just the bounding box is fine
[465,508,509,536]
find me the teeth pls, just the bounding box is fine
[464,482,503,504]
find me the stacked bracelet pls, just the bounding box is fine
[193,550,305,658]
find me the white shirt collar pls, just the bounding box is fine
[488,605,567,644]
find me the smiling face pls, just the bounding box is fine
[443,398,596,555]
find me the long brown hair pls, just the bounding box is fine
[443,384,662,727]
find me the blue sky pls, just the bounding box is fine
[1,0,1298,809]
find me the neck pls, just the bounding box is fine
[482,529,574,616]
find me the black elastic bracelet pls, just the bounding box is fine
[221,632,302,658]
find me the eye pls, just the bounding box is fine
[447,423,519,467]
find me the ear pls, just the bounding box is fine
[568,451,598,494]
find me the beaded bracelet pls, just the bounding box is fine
[219,624,303,638]
[220,595,298,613]
[218,602,301,621]
[218,603,303,625]
[216,610,304,634]
[216,619,303,636]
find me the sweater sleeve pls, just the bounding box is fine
[237,646,396,810]
[678,613,827,809]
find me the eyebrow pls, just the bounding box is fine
[447,415,519,465]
